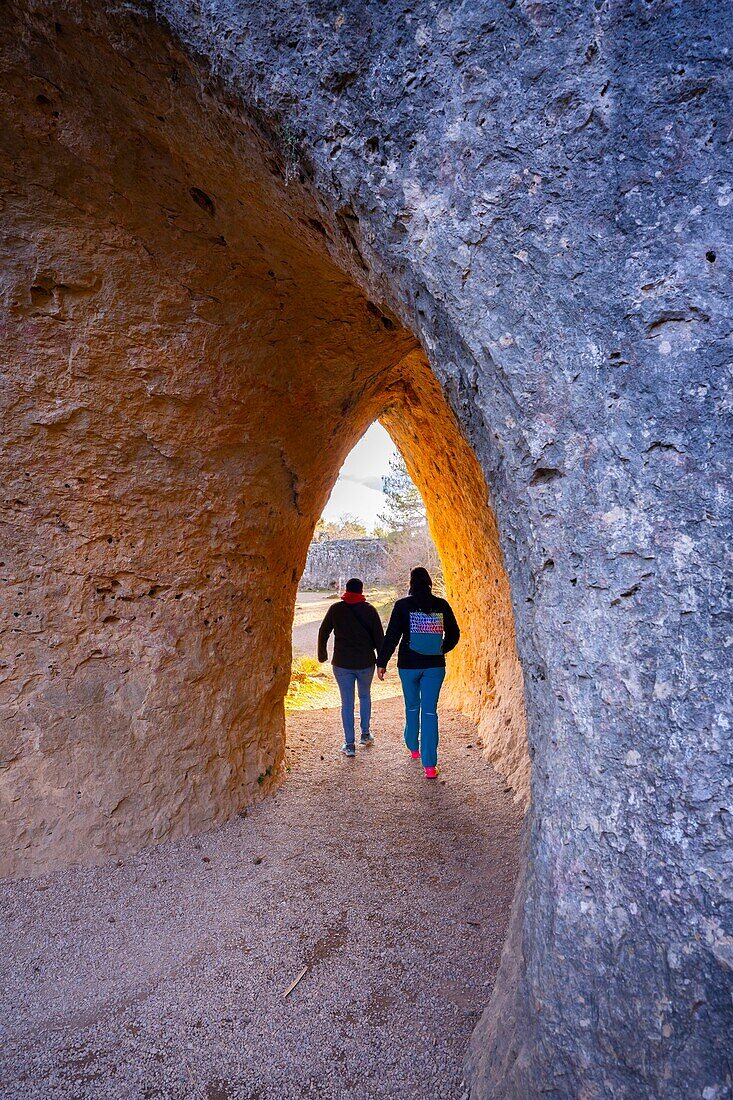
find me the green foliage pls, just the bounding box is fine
[384,524,445,595]
[371,524,390,540]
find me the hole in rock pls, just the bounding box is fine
[287,423,440,711]
[189,186,215,215]
[281,376,529,804]
[30,283,53,309]
[3,15,529,904]
[529,466,564,487]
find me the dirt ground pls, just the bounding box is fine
[0,696,522,1099]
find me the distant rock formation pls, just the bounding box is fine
[300,538,388,591]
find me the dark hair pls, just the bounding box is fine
[345,577,364,594]
[409,567,432,595]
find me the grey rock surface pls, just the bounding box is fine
[300,538,388,590]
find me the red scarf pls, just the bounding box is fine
[341,591,366,604]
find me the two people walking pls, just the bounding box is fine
[317,568,460,777]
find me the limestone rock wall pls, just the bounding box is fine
[1,1,730,1098]
[0,1,527,884]
[300,538,388,590]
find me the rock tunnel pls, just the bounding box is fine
[1,17,528,873]
[1,1,729,1097]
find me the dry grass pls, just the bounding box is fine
[285,655,331,710]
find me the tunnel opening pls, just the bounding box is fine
[285,395,529,805]
[286,421,424,714]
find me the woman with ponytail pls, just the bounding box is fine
[376,567,460,778]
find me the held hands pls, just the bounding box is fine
[377,667,386,681]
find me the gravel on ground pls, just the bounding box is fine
[0,696,522,1099]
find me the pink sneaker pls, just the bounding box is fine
[410,751,420,760]
[424,766,439,779]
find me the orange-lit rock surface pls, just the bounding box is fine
[0,9,526,876]
[382,359,528,798]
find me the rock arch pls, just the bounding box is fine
[1,3,729,1098]
[0,7,527,870]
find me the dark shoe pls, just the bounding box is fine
[360,733,375,746]
[341,744,356,757]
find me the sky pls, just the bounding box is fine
[321,421,399,530]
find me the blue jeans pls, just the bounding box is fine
[398,667,446,768]
[333,666,374,745]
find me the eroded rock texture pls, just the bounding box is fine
[0,4,527,869]
[1,1,730,1098]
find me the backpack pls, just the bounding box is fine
[408,608,444,656]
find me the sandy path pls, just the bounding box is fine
[0,698,522,1099]
[291,592,336,658]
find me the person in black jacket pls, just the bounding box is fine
[317,578,385,757]
[376,567,460,778]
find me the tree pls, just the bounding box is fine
[313,513,368,541]
[377,453,444,592]
[383,523,444,595]
[377,453,426,533]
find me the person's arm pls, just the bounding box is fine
[369,606,385,656]
[376,603,404,673]
[441,601,460,654]
[317,606,334,663]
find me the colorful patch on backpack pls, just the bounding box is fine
[408,611,444,655]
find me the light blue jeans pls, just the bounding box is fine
[333,666,374,745]
[398,667,446,768]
